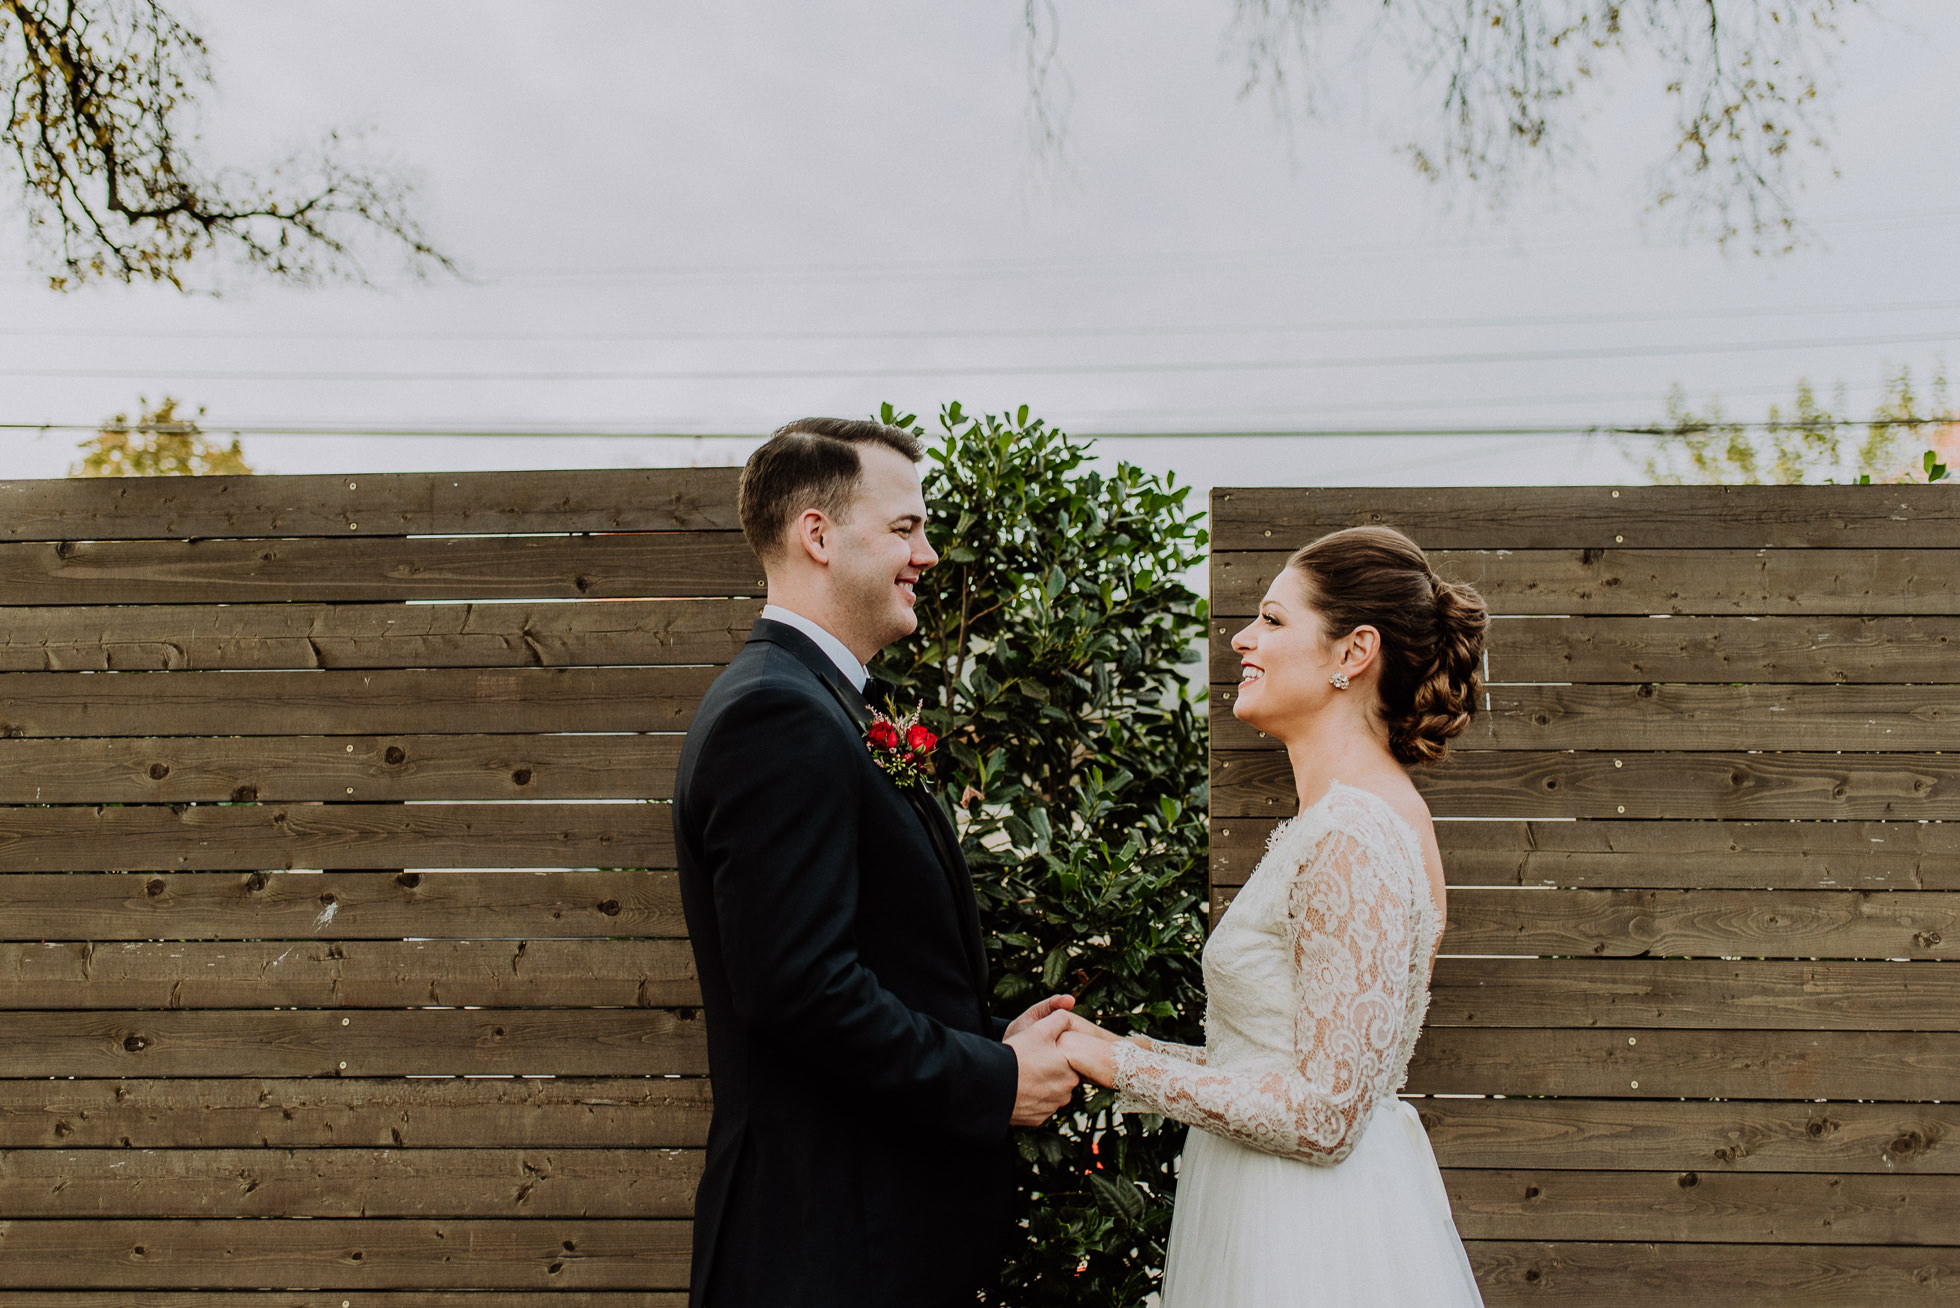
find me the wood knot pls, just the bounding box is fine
[384,746,406,765]
[598,898,622,917]
[122,1034,148,1053]
[395,872,421,889]
[1677,1172,1699,1188]
[1890,1132,1924,1158]
[148,762,170,780]
[1915,931,1943,949]
[512,768,533,786]
[145,879,166,897]
[231,784,259,802]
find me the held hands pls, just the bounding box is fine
[1001,995,1134,1124]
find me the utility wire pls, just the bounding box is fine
[3,328,1955,385]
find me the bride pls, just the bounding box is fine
[1061,525,1487,1307]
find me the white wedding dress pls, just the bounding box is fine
[1112,782,1484,1307]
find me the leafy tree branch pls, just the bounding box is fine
[1,0,453,289]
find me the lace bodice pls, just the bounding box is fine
[1111,782,1441,1165]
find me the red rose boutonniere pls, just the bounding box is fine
[865,702,937,787]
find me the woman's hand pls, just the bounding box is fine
[1058,1028,1124,1088]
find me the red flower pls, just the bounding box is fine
[906,723,938,754]
[867,720,901,751]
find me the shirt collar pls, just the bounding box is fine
[760,604,868,691]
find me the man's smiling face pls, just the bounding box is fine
[830,443,938,657]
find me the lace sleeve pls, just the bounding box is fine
[1109,824,1413,1165]
[1131,1035,1205,1065]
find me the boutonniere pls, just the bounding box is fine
[865,702,938,787]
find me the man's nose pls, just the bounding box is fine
[915,533,939,569]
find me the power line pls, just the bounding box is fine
[10,297,1960,346]
[3,327,1955,385]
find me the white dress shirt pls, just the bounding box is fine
[760,604,868,691]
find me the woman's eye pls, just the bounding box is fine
[1262,614,1280,626]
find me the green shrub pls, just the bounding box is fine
[870,401,1210,1305]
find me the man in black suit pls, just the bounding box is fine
[674,417,1080,1308]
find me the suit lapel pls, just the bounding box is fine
[750,621,992,1002]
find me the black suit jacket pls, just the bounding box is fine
[674,619,1020,1308]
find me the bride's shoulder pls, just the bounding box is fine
[1309,779,1432,857]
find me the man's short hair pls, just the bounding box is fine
[738,418,924,562]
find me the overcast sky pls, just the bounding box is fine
[4,0,1957,491]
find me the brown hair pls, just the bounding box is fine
[1287,525,1488,766]
[738,418,923,562]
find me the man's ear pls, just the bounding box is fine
[792,508,832,565]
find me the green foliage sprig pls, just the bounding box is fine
[870,401,1210,1305]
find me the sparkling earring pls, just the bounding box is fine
[1330,670,1351,690]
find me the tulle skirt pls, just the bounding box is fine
[1159,1098,1484,1307]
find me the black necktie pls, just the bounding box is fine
[861,675,896,711]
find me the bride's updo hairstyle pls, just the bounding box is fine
[1287,525,1489,766]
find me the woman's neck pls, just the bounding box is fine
[1278,707,1398,812]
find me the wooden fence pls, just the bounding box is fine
[7,472,1956,1304]
[0,467,759,1304]
[1210,486,1960,1306]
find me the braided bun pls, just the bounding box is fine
[1286,528,1489,766]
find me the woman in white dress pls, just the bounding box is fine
[1061,525,1488,1307]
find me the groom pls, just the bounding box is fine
[674,418,1081,1308]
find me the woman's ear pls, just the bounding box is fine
[1340,624,1383,681]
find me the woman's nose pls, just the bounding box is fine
[1231,620,1257,653]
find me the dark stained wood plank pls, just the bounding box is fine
[1208,484,1960,550]
[1406,1028,1960,1099]
[0,466,742,541]
[1441,888,1960,960]
[1212,548,1960,616]
[1213,750,1960,820]
[1488,614,1960,685]
[0,802,677,873]
[0,1148,701,1218]
[0,1077,712,1149]
[1211,683,1960,752]
[0,534,762,606]
[1416,1098,1960,1174]
[1427,958,1960,1030]
[0,734,681,804]
[0,1010,708,1078]
[0,598,759,674]
[0,1218,689,1289]
[0,1296,685,1307]
[1445,1168,1960,1245]
[1211,614,1960,685]
[0,869,684,943]
[1212,818,1960,891]
[0,939,699,1010]
[1466,1240,1960,1306]
[0,666,717,738]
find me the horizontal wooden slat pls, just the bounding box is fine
[0,1296,685,1307]
[1442,888,1960,960]
[1211,683,1960,752]
[1446,1168,1960,1245]
[1210,614,1960,685]
[0,940,699,1009]
[0,667,717,738]
[0,534,760,606]
[1214,750,1960,820]
[1427,958,1960,1029]
[1466,1240,1960,1306]
[0,1011,707,1078]
[1416,1098,1960,1174]
[0,598,760,673]
[0,802,676,873]
[1406,1028,1960,1099]
[1213,818,1960,891]
[0,1077,712,1149]
[0,1148,700,1218]
[0,1219,689,1289]
[0,869,684,943]
[0,734,681,804]
[1208,485,1960,550]
[0,467,743,541]
[1213,548,1960,615]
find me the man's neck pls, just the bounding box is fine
[761,602,869,690]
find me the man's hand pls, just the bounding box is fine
[1003,992,1075,1040]
[1004,1009,1079,1126]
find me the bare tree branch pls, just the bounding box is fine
[0,0,455,290]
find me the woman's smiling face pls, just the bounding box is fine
[1230,568,1338,733]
